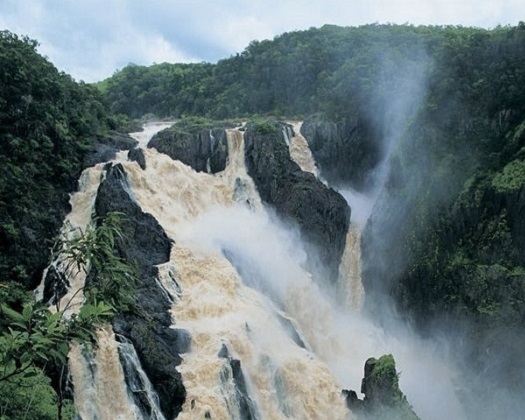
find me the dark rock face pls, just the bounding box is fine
[243,122,350,286]
[344,355,419,419]
[83,131,137,168]
[94,163,186,419]
[218,344,259,420]
[301,118,381,191]
[128,147,146,170]
[149,128,228,173]
[42,264,69,306]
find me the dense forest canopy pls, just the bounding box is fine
[99,23,525,121]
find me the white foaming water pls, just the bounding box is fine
[69,325,144,420]
[53,121,464,419]
[129,121,176,148]
[122,128,349,419]
[288,121,320,177]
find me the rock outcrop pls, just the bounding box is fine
[149,127,229,173]
[127,147,146,170]
[243,120,350,286]
[83,131,137,168]
[218,344,259,420]
[93,163,186,419]
[344,354,419,420]
[301,118,381,191]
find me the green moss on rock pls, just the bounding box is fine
[492,159,525,192]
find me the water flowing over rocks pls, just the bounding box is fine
[42,264,69,306]
[149,127,229,173]
[243,121,351,286]
[93,162,186,419]
[218,344,259,420]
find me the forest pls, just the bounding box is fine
[1,22,525,418]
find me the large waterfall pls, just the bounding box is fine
[49,121,463,419]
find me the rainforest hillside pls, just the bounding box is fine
[1,22,525,418]
[99,23,525,412]
[0,30,139,418]
[99,23,525,326]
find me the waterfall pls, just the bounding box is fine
[288,121,320,177]
[121,127,349,419]
[69,325,143,420]
[43,120,465,419]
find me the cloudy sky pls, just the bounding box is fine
[1,0,523,83]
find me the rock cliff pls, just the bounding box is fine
[149,127,229,174]
[243,120,350,286]
[93,162,186,419]
[301,117,381,191]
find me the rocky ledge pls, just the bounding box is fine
[243,120,350,286]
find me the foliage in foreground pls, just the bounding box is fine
[0,213,137,419]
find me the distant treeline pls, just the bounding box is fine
[98,23,525,121]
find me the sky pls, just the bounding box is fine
[1,0,523,83]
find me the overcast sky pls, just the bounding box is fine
[1,0,523,83]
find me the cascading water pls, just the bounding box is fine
[45,120,465,419]
[288,121,320,178]
[285,122,464,419]
[286,122,364,312]
[37,122,174,419]
[120,126,349,419]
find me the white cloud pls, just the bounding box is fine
[1,0,523,82]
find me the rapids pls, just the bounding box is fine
[44,121,464,419]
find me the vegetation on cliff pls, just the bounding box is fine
[0,30,132,294]
[2,21,525,418]
[0,31,139,418]
[345,354,419,420]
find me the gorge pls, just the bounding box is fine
[43,120,462,419]
[1,24,525,420]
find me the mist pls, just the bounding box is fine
[175,204,465,419]
[343,39,525,420]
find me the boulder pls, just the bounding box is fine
[149,127,228,173]
[128,147,146,170]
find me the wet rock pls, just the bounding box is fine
[218,344,259,420]
[93,163,186,419]
[128,147,146,170]
[149,127,228,173]
[243,121,350,285]
[42,264,69,306]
